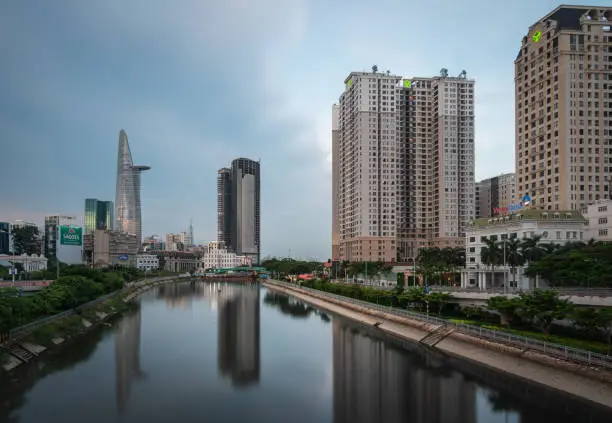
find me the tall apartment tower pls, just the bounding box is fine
[515,6,612,211]
[402,74,475,256]
[331,104,341,261]
[217,158,261,264]
[475,173,516,218]
[334,67,474,263]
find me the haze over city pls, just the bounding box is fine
[2,0,608,259]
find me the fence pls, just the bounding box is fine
[267,280,612,370]
[3,276,178,342]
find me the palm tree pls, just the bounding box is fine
[520,235,545,288]
[520,235,545,263]
[441,247,465,285]
[505,238,522,288]
[480,238,501,288]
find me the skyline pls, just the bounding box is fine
[1,0,608,259]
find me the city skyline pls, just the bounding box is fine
[2,1,609,259]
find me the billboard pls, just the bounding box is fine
[60,226,83,246]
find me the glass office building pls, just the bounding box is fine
[0,222,10,254]
[85,199,114,234]
[114,130,150,246]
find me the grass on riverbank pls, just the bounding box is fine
[449,318,610,354]
[285,279,612,356]
[26,293,135,347]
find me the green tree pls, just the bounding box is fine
[573,307,612,353]
[517,289,574,335]
[504,238,522,287]
[426,292,454,315]
[398,286,426,311]
[396,272,405,293]
[480,237,501,287]
[11,226,42,255]
[417,248,446,285]
[487,296,520,327]
[525,241,612,287]
[520,235,545,263]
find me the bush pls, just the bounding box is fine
[0,266,147,332]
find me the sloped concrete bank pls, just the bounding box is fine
[0,277,186,373]
[263,280,612,409]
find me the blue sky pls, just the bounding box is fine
[0,0,605,259]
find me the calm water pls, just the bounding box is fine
[1,281,611,423]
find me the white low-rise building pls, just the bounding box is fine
[582,200,612,243]
[0,254,48,272]
[136,254,159,271]
[463,209,587,290]
[200,241,251,269]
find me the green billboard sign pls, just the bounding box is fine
[60,226,82,246]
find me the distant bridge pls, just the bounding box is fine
[194,273,261,283]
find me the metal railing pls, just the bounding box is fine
[266,280,612,370]
[4,276,178,342]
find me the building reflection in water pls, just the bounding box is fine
[157,282,206,309]
[263,291,331,323]
[217,283,261,387]
[332,318,476,423]
[115,307,143,415]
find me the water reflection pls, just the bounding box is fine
[264,291,331,323]
[217,284,260,387]
[332,318,476,423]
[156,282,206,309]
[114,308,143,414]
[2,285,612,423]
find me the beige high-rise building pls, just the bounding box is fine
[333,67,475,263]
[332,104,341,261]
[515,5,612,212]
[475,173,516,218]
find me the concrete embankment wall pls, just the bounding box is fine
[263,281,612,410]
[1,277,187,372]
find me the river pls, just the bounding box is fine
[1,281,611,423]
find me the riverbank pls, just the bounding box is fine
[0,277,185,373]
[263,280,612,409]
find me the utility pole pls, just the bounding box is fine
[503,239,507,295]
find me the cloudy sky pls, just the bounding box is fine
[0,1,604,259]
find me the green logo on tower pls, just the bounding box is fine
[60,226,82,246]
